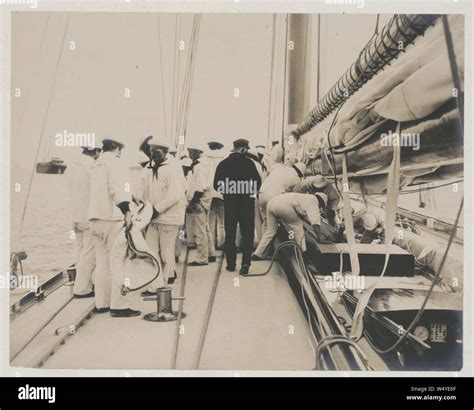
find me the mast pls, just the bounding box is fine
[286,14,311,125]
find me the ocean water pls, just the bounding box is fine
[12,173,78,281]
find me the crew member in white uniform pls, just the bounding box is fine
[186,145,216,266]
[135,135,153,202]
[299,174,341,227]
[353,207,386,244]
[270,140,284,168]
[253,192,328,260]
[65,143,101,298]
[257,162,307,236]
[143,138,187,292]
[88,138,140,317]
[205,141,226,250]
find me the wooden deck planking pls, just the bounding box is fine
[198,257,316,370]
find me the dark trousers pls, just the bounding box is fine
[224,196,255,268]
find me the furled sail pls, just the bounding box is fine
[291,15,464,194]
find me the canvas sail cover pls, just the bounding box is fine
[294,15,464,194]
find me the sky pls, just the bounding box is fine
[11,12,387,170]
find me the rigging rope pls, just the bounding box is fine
[20,13,71,228]
[177,15,198,133]
[266,14,277,148]
[270,14,283,145]
[170,14,180,144]
[280,14,289,154]
[156,14,168,142]
[175,14,201,148]
[174,14,183,146]
[441,15,463,142]
[182,15,202,139]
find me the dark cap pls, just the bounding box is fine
[102,138,125,150]
[233,138,249,148]
[208,141,224,150]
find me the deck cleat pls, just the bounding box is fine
[143,287,186,322]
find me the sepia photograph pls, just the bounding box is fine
[2,1,469,388]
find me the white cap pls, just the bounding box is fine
[169,145,178,154]
[311,175,329,189]
[363,212,379,231]
[148,138,169,149]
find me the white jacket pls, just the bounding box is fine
[144,155,187,225]
[260,164,303,197]
[65,155,94,223]
[204,149,226,199]
[88,152,132,221]
[187,157,213,210]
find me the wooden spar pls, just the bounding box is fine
[294,14,440,137]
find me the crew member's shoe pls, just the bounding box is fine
[167,271,178,285]
[74,291,95,299]
[251,255,263,261]
[188,261,208,266]
[110,308,141,318]
[208,256,217,263]
[226,265,236,272]
[239,265,250,276]
[94,307,110,314]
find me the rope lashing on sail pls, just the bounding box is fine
[293,14,440,138]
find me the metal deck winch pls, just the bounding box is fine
[143,287,186,322]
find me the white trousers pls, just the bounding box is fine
[72,222,95,296]
[146,222,180,290]
[209,198,225,248]
[257,192,273,237]
[90,219,130,310]
[186,205,216,264]
[254,202,307,258]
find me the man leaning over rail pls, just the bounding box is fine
[252,192,329,261]
[298,174,341,228]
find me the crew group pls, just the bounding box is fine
[66,136,384,317]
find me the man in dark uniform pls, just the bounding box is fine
[213,139,261,276]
